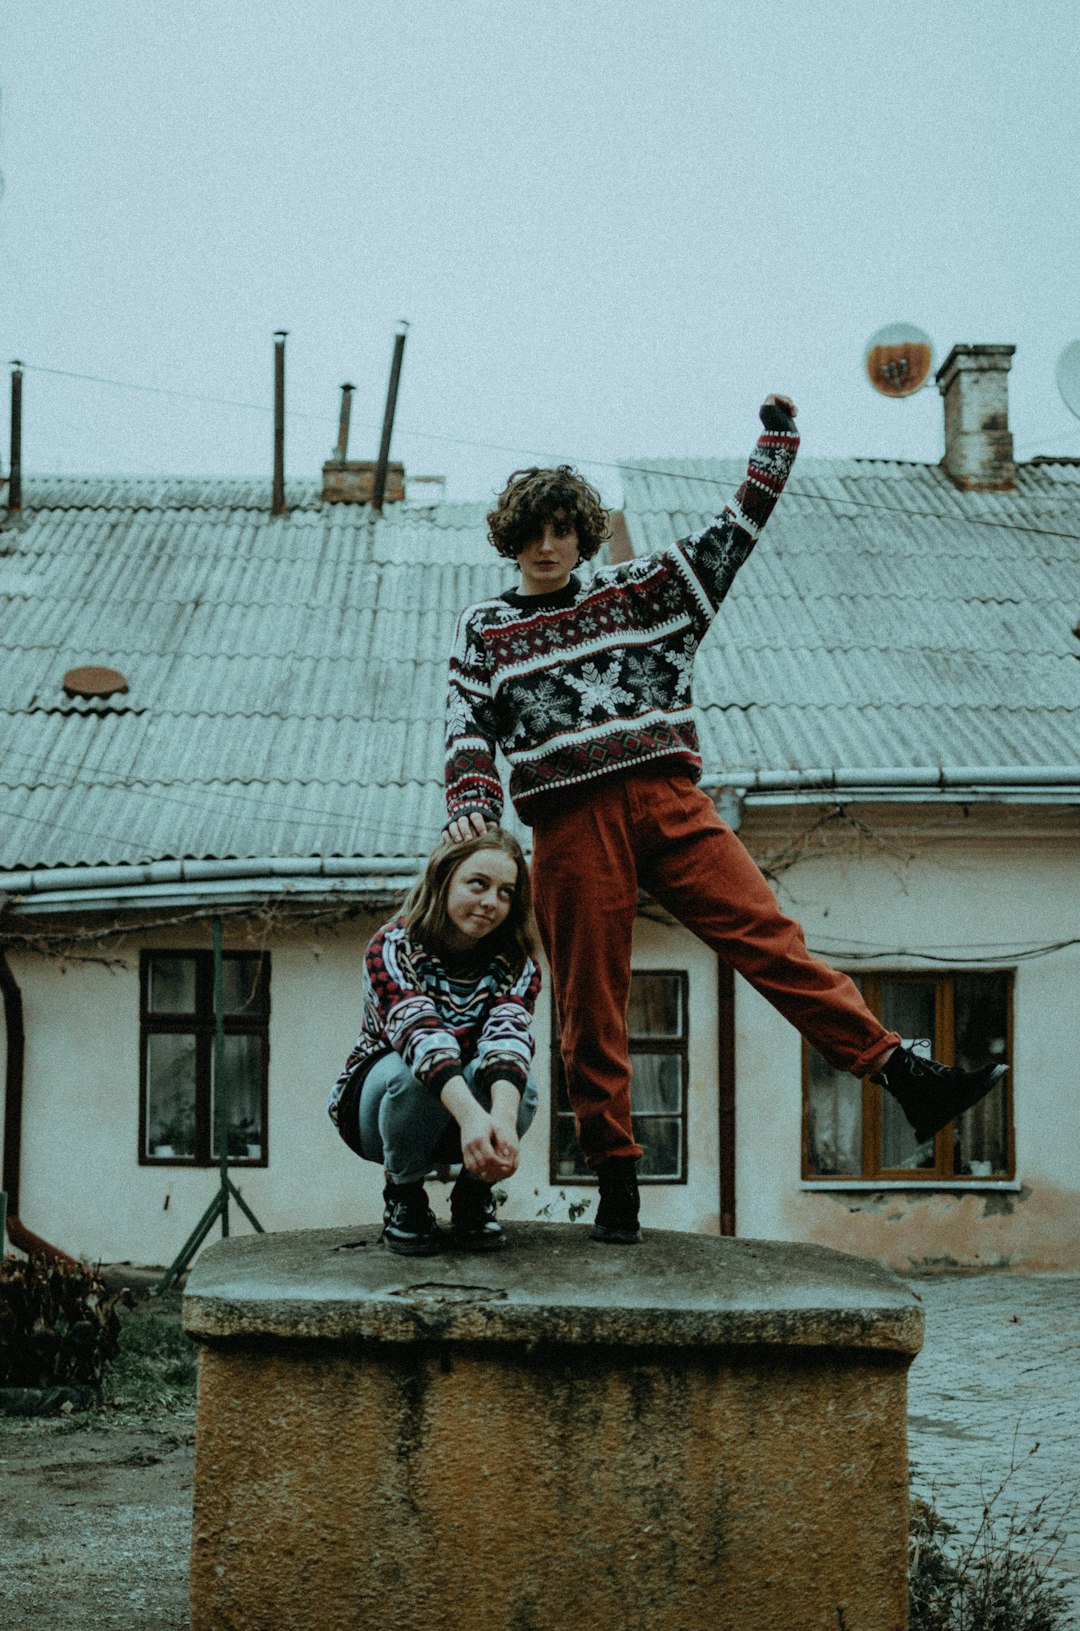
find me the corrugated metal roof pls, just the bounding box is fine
[0,480,509,872]
[622,455,1080,786]
[0,458,1077,883]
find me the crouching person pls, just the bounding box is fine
[328,829,541,1255]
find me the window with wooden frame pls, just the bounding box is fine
[139,951,270,1166]
[803,969,1013,1182]
[551,970,689,1183]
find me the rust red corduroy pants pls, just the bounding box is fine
[531,769,901,1166]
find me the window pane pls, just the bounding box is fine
[555,1115,590,1178]
[807,1051,862,1175]
[880,978,939,1174]
[222,955,269,1016]
[211,1033,264,1158]
[633,1116,682,1179]
[630,1052,682,1113]
[627,975,681,1038]
[879,982,937,1170]
[146,1033,197,1156]
[953,972,1009,1174]
[147,956,196,1014]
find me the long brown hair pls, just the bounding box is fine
[401,829,537,973]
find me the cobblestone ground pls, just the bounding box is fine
[3,1271,1077,1628]
[906,1272,1080,1616]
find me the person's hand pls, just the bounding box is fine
[763,393,797,417]
[488,1081,522,1176]
[457,1104,518,1183]
[445,811,493,845]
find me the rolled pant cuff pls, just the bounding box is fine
[847,1030,902,1077]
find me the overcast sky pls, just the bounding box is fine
[2,0,1078,503]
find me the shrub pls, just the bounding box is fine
[0,1254,130,1389]
[910,1482,1076,1631]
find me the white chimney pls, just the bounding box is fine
[936,344,1016,491]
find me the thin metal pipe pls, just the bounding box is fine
[271,331,287,515]
[334,383,354,461]
[372,322,408,512]
[9,361,23,515]
[213,916,229,1237]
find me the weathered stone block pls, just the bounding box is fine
[185,1224,922,1631]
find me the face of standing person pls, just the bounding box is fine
[516,514,580,596]
[444,847,520,950]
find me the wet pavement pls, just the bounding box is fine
[905,1272,1080,1613]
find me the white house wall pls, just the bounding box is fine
[5,802,1078,1270]
[734,803,1080,1272]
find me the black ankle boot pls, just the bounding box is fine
[872,1046,1008,1144]
[381,1179,442,1256]
[590,1158,642,1244]
[450,1171,505,1252]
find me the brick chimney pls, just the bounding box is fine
[322,458,405,505]
[936,344,1016,491]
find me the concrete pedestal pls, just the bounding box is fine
[184,1223,923,1631]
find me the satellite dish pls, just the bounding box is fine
[864,323,934,398]
[1055,340,1080,420]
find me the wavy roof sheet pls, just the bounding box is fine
[621,455,1080,785]
[0,455,1077,878]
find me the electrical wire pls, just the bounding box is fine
[806,936,1079,964]
[12,360,1080,544]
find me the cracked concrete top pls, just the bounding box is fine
[183,1223,924,1356]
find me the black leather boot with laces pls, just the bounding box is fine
[450,1170,505,1252]
[871,1046,1008,1145]
[381,1179,442,1256]
[589,1157,642,1244]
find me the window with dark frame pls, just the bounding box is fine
[803,969,1013,1182]
[139,951,270,1166]
[551,970,689,1183]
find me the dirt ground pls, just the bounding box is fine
[1,1410,195,1631]
[3,1269,1077,1630]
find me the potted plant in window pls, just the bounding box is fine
[151,1102,196,1159]
[228,1117,261,1161]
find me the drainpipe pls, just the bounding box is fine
[271,331,287,515]
[0,948,76,1263]
[372,321,408,513]
[8,360,23,517]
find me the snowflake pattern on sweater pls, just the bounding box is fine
[327,919,542,1127]
[445,422,799,825]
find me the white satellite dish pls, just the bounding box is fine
[1055,340,1080,420]
[864,323,934,398]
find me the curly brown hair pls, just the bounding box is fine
[487,465,610,562]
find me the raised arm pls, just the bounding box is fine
[445,606,504,840]
[673,394,800,618]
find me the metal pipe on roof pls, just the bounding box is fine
[271,331,288,516]
[372,321,408,513]
[8,360,23,516]
[729,766,1080,796]
[334,382,355,461]
[0,854,428,898]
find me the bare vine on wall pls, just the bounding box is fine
[749,803,915,888]
[0,894,391,970]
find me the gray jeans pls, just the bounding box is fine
[357,1052,540,1185]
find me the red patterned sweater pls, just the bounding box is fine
[445,418,800,826]
[328,919,542,1128]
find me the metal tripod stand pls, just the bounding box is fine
[154,917,264,1293]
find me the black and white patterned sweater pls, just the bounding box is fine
[446,418,799,827]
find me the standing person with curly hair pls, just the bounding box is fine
[443,398,1006,1243]
[329,829,541,1255]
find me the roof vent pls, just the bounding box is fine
[62,665,129,699]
